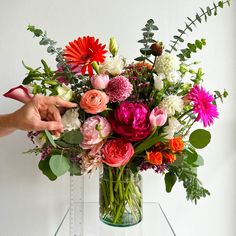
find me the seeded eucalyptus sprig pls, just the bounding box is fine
[135,19,159,62]
[167,0,231,53]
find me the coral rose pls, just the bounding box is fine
[80,89,109,114]
[102,139,134,167]
[169,137,184,153]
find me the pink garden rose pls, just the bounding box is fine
[109,101,152,142]
[80,89,109,114]
[90,74,109,90]
[149,106,167,127]
[102,139,134,167]
[80,115,112,152]
[3,85,32,103]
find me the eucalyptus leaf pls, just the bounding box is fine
[38,156,57,181]
[45,130,57,148]
[189,129,211,149]
[49,154,70,177]
[62,130,83,145]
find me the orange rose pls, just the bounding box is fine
[146,151,163,165]
[169,137,184,153]
[163,152,176,164]
[80,89,109,114]
[134,62,153,71]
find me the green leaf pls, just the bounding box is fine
[49,154,70,177]
[200,8,208,22]
[165,172,177,193]
[178,29,185,34]
[62,130,83,145]
[174,35,184,42]
[194,155,204,166]
[189,129,211,149]
[134,56,146,61]
[187,43,197,52]
[196,14,201,23]
[207,6,212,16]
[22,76,34,85]
[38,156,57,181]
[45,130,57,148]
[185,23,193,32]
[195,40,203,49]
[70,163,82,175]
[218,1,224,8]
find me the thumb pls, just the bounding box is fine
[35,121,63,131]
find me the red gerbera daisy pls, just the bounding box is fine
[63,36,107,77]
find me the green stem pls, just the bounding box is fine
[109,168,114,206]
[114,166,125,192]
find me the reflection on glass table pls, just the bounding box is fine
[55,202,176,236]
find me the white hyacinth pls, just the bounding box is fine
[164,117,182,139]
[155,53,180,76]
[62,108,81,131]
[159,95,184,116]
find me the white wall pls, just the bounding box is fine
[0,0,235,235]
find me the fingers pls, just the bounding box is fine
[34,120,63,132]
[41,96,77,108]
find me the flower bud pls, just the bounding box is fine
[90,74,109,90]
[109,37,118,57]
[149,106,167,127]
[91,61,100,74]
[153,74,165,90]
[56,84,73,101]
[150,42,164,56]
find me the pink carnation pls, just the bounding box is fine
[80,116,112,152]
[102,139,134,167]
[106,76,133,102]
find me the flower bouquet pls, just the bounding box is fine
[4,0,230,227]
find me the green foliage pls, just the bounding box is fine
[189,129,211,149]
[178,39,206,61]
[44,130,57,148]
[22,60,59,95]
[61,130,83,145]
[165,172,177,192]
[167,0,231,53]
[38,156,57,181]
[169,159,210,204]
[213,89,228,105]
[49,154,70,177]
[135,19,158,62]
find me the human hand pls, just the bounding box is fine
[10,94,77,136]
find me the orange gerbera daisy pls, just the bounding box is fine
[63,36,107,76]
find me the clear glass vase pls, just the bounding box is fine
[99,165,143,227]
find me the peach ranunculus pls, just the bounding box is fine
[102,139,134,167]
[79,89,109,114]
[3,85,32,103]
[169,137,184,153]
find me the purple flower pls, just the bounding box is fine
[109,101,152,142]
[106,76,133,102]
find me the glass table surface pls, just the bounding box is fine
[55,202,176,236]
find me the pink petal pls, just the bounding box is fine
[3,85,33,103]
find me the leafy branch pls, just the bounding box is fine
[167,0,231,53]
[135,19,159,62]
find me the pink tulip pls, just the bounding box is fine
[3,85,33,103]
[149,106,167,127]
[90,74,109,90]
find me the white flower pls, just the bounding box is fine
[153,73,165,90]
[62,108,81,131]
[56,84,73,101]
[167,71,180,84]
[159,95,184,116]
[163,117,182,139]
[155,53,180,76]
[100,55,125,76]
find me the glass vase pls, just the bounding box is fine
[99,165,143,227]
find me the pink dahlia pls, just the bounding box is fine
[187,85,219,127]
[106,76,133,102]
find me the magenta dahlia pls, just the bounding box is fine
[187,85,219,127]
[106,76,133,102]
